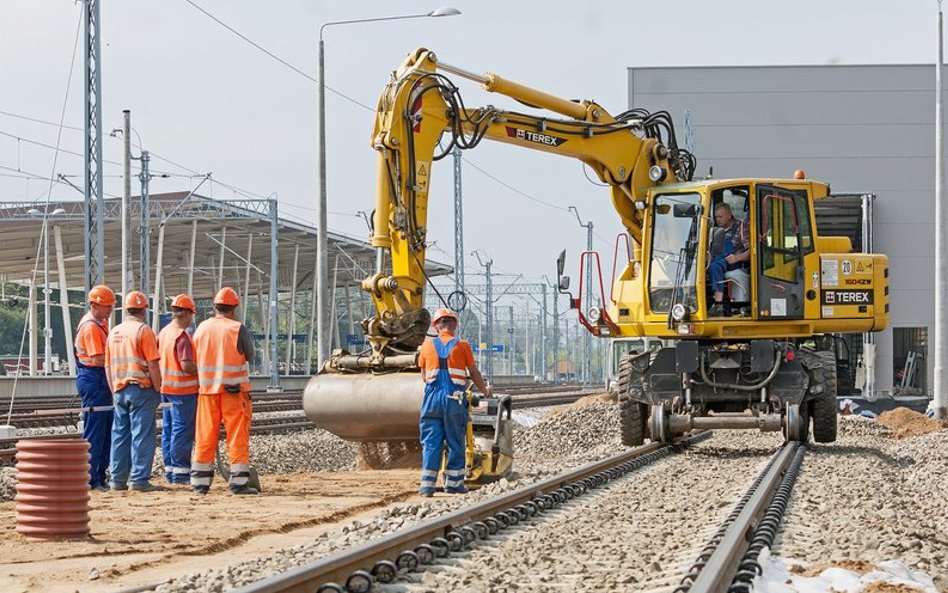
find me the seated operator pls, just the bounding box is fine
[708,203,750,316]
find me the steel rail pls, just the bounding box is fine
[685,441,802,593]
[228,432,711,593]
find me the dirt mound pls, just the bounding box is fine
[356,441,422,470]
[789,559,875,576]
[877,407,946,439]
[546,391,613,417]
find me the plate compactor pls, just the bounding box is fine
[303,372,513,487]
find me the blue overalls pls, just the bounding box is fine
[75,354,113,490]
[419,337,468,495]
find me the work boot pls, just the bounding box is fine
[130,482,165,492]
[708,302,725,317]
[229,485,259,495]
[419,490,434,498]
[92,485,110,493]
[110,482,128,492]
[192,485,209,496]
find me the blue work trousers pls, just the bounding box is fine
[160,394,197,484]
[110,384,160,487]
[76,364,112,489]
[418,380,468,494]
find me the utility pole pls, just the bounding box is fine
[569,206,594,385]
[552,285,559,382]
[508,305,514,374]
[472,251,493,380]
[936,0,948,418]
[82,0,104,294]
[541,283,548,380]
[138,150,152,320]
[453,146,464,295]
[122,110,132,297]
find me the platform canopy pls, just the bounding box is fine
[0,191,451,299]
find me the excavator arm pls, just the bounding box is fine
[346,48,694,368]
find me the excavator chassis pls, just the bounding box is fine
[617,339,838,446]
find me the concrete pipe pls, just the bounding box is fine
[303,372,424,441]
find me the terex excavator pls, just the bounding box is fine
[304,48,889,462]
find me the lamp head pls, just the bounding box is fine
[429,6,461,17]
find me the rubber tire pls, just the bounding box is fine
[811,350,838,443]
[616,356,648,447]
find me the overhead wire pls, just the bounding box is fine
[180,0,374,112]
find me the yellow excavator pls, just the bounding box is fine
[304,48,889,467]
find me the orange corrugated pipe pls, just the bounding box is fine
[15,439,91,541]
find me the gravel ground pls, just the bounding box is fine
[149,399,634,593]
[774,414,948,589]
[389,433,780,593]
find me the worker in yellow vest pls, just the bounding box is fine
[157,294,199,486]
[105,291,162,492]
[191,287,257,495]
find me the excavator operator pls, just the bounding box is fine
[417,309,492,497]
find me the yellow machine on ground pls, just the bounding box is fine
[303,48,889,457]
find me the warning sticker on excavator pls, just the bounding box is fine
[415,161,430,192]
[821,259,839,287]
[856,259,873,274]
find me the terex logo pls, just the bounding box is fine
[505,126,567,147]
[822,290,873,305]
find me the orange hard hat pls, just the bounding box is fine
[431,308,458,325]
[124,290,148,310]
[88,285,116,307]
[214,287,240,306]
[170,294,196,313]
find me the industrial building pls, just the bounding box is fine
[629,64,936,396]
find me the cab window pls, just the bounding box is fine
[758,186,813,283]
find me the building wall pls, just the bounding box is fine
[628,64,939,394]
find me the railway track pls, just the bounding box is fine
[0,386,593,466]
[217,433,805,593]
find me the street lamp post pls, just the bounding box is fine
[28,207,67,375]
[568,206,594,385]
[316,7,460,368]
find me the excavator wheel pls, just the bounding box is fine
[811,350,838,443]
[616,355,648,446]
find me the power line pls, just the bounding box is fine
[180,0,373,112]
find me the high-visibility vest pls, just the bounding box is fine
[157,324,199,396]
[419,335,469,386]
[74,312,108,366]
[107,319,154,391]
[193,316,250,395]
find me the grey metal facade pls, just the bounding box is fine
[628,64,939,395]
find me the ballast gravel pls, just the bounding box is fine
[774,414,948,589]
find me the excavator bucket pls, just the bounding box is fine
[302,371,513,484]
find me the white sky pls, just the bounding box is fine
[0,0,938,287]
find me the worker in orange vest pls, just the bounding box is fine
[191,287,257,495]
[417,308,492,496]
[157,294,199,486]
[74,285,115,491]
[105,291,163,492]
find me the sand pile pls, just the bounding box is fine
[877,407,946,439]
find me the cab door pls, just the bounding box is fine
[755,185,813,319]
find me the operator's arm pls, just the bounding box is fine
[236,325,255,363]
[103,337,114,392]
[88,354,105,367]
[142,327,162,392]
[460,342,492,397]
[175,333,198,375]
